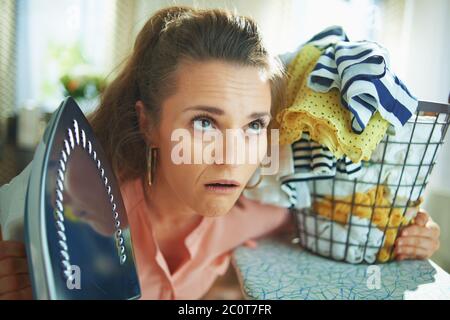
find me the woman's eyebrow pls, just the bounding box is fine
[248,112,271,120]
[183,105,271,120]
[183,105,224,115]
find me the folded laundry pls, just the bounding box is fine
[276,44,390,163]
[307,40,418,134]
[311,185,420,262]
[296,210,384,263]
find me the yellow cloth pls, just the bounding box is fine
[313,185,422,262]
[276,44,390,163]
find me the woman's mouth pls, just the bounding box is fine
[204,180,240,194]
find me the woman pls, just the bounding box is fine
[0,6,440,300]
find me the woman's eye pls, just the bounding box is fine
[193,118,214,131]
[247,120,265,134]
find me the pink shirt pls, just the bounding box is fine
[120,178,290,300]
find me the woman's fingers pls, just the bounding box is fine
[395,245,430,260]
[396,224,440,260]
[395,210,441,261]
[427,219,441,237]
[0,240,31,299]
[0,241,26,261]
[414,210,429,227]
[0,257,29,278]
[0,274,31,296]
[396,235,437,250]
[401,224,439,240]
[0,286,33,300]
[395,236,438,253]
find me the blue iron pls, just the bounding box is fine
[25,97,141,299]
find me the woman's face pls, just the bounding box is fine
[142,60,272,217]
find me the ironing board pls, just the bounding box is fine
[231,234,450,300]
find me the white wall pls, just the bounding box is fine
[129,0,379,57]
[406,0,450,195]
[375,0,450,270]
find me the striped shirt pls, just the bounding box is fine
[306,32,418,134]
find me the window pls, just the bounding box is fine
[15,0,115,113]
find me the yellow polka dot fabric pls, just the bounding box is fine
[276,44,390,163]
[313,185,422,262]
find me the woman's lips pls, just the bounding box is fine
[204,179,240,194]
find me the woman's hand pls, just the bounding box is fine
[394,209,440,261]
[0,229,33,300]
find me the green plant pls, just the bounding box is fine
[60,74,106,100]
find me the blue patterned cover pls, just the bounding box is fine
[232,237,443,300]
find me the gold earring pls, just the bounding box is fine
[147,147,158,186]
[244,170,263,190]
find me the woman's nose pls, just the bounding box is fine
[222,129,253,166]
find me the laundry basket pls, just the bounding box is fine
[291,100,450,264]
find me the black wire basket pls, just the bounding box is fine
[291,100,450,264]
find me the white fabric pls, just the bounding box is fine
[297,212,385,264]
[0,162,32,241]
[371,116,444,165]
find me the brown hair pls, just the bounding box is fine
[88,6,286,184]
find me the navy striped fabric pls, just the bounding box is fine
[306,30,418,134]
[278,133,362,209]
[278,25,348,67]
[280,133,362,183]
[305,25,349,48]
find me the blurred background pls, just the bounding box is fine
[0,0,449,279]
